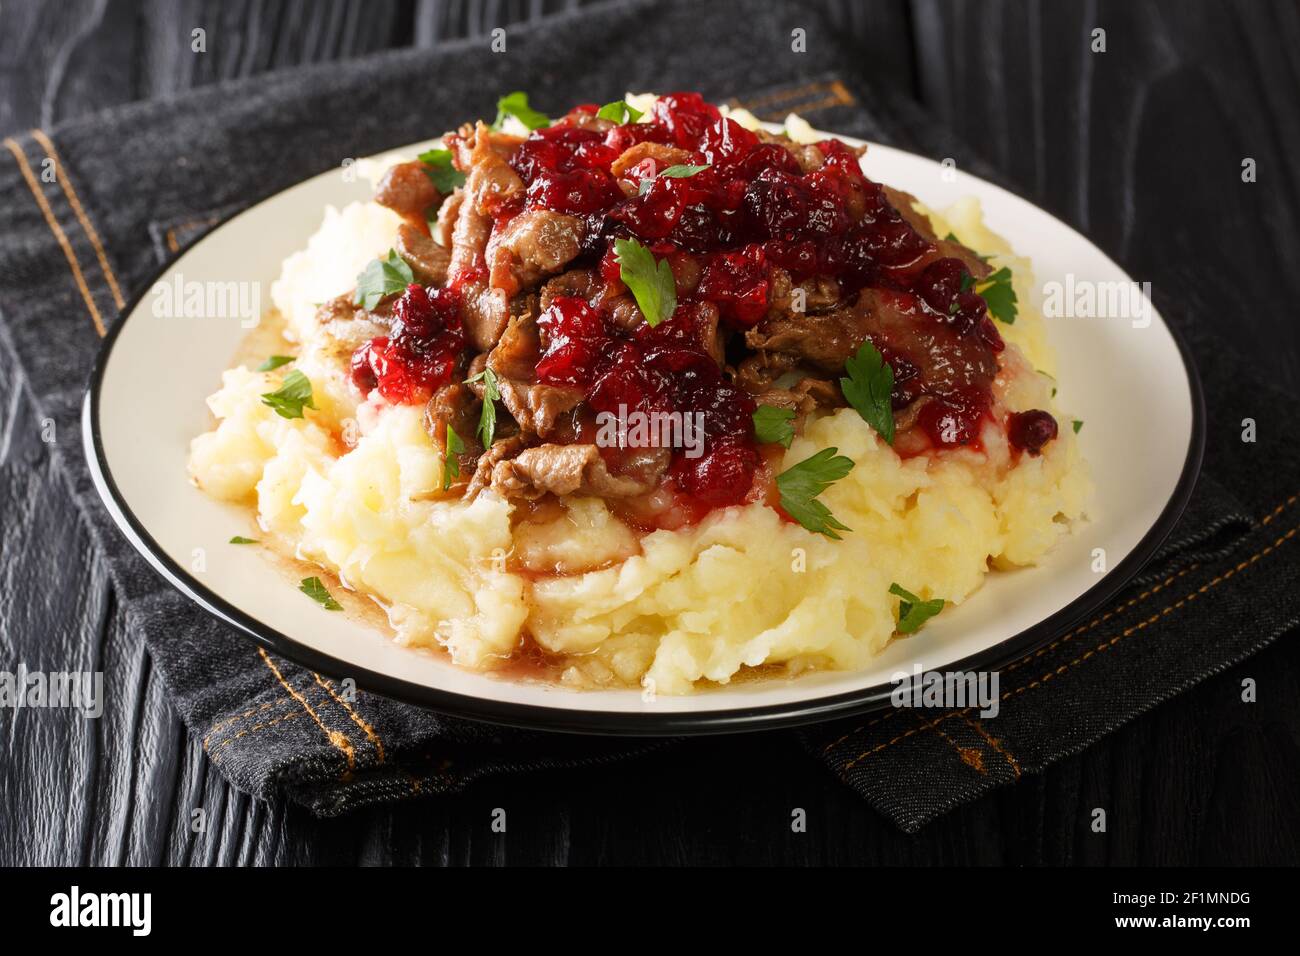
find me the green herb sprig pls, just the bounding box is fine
[776,448,854,539]
[465,367,501,449]
[840,340,895,445]
[613,237,676,327]
[889,583,945,634]
[493,91,550,131]
[354,249,414,311]
[300,576,343,611]
[753,405,795,448]
[417,147,467,192]
[260,370,316,420]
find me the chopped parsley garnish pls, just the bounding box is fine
[840,339,895,445]
[228,535,258,544]
[776,447,854,539]
[257,355,294,372]
[442,424,465,491]
[417,147,467,192]
[260,370,316,420]
[493,91,550,131]
[300,576,343,611]
[465,367,500,449]
[889,583,945,634]
[753,404,796,448]
[975,265,1017,324]
[354,249,414,311]
[596,100,643,124]
[637,163,711,195]
[613,237,676,326]
[1073,419,1084,433]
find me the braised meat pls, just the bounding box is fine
[342,94,1049,526]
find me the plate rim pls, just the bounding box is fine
[83,138,1207,737]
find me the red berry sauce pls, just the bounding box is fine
[353,93,1039,522]
[1007,409,1059,456]
[350,284,464,404]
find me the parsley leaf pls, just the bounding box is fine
[840,339,895,445]
[637,163,711,195]
[442,424,465,492]
[257,355,294,372]
[889,583,945,634]
[465,367,500,449]
[776,447,854,539]
[753,404,796,448]
[596,100,643,124]
[260,370,316,420]
[354,249,414,311]
[493,91,550,131]
[300,576,343,611]
[975,265,1018,324]
[613,237,676,326]
[228,535,258,544]
[417,147,467,192]
[1073,419,1084,433]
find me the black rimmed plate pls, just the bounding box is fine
[84,131,1204,735]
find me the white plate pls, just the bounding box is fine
[84,131,1203,734]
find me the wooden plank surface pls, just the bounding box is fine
[0,0,1297,866]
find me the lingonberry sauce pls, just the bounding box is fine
[355,94,1038,521]
[536,295,760,507]
[506,94,1014,458]
[1007,409,1059,456]
[350,284,464,404]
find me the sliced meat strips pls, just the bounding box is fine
[478,311,584,439]
[490,444,659,500]
[374,160,440,224]
[746,287,999,415]
[396,222,450,285]
[486,208,585,298]
[882,186,992,280]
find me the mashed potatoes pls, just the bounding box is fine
[189,110,1090,695]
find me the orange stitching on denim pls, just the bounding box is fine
[312,673,386,764]
[926,713,986,773]
[730,80,831,112]
[30,129,126,310]
[4,137,106,336]
[258,648,356,772]
[208,710,305,758]
[202,698,293,748]
[998,523,1298,704]
[828,79,856,106]
[164,215,219,255]
[846,713,950,769]
[960,712,1021,778]
[843,520,1299,771]
[774,93,848,117]
[1001,566,1196,676]
[1260,493,1298,526]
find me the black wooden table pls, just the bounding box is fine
[2,0,1298,866]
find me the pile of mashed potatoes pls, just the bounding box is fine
[189,101,1091,695]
